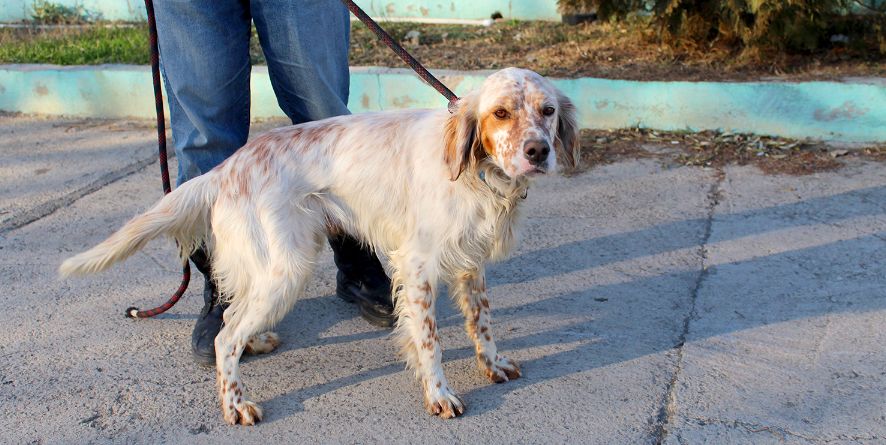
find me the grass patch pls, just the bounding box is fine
[0,25,148,65]
[0,20,883,80]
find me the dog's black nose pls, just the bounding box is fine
[523,140,550,166]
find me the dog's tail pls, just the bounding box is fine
[59,173,217,277]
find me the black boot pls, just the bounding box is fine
[329,234,396,328]
[190,248,227,366]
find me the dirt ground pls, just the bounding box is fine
[573,128,886,176]
[347,20,886,82]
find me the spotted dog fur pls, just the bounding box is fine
[60,68,579,425]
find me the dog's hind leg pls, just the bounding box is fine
[213,257,319,425]
[451,269,520,383]
[392,254,465,419]
[212,201,324,425]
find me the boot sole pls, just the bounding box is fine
[359,303,396,328]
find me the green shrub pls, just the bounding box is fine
[30,0,99,24]
[655,0,852,52]
[557,0,648,16]
[558,0,885,54]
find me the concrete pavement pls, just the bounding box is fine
[0,114,884,444]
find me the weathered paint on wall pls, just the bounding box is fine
[0,0,560,22]
[557,76,886,142]
[1,0,146,22]
[347,0,559,20]
[1,65,884,142]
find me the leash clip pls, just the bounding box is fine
[447,98,460,114]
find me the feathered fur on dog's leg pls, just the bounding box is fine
[58,173,216,277]
[212,192,325,425]
[392,253,465,418]
[451,269,520,383]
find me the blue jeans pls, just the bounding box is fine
[154,0,351,185]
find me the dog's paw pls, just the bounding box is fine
[219,379,263,426]
[479,354,521,383]
[423,385,465,419]
[244,332,280,355]
[222,398,263,426]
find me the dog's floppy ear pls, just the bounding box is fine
[443,96,479,181]
[554,91,580,169]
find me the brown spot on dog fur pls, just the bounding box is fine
[480,298,490,309]
[423,316,436,333]
[480,326,488,333]
[484,333,491,341]
[302,123,343,149]
[420,299,431,309]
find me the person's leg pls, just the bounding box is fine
[154,0,252,363]
[155,0,250,184]
[251,0,395,327]
[155,0,252,186]
[249,0,350,124]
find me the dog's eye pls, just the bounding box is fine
[542,106,556,116]
[493,109,510,119]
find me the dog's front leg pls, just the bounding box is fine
[395,261,465,418]
[452,269,521,383]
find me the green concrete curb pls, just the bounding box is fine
[1,64,884,142]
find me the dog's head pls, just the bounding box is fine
[444,68,579,181]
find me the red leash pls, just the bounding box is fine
[124,0,190,318]
[339,0,460,111]
[126,0,457,318]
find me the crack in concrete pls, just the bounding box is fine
[651,168,725,445]
[687,415,818,442]
[0,154,161,235]
[685,415,886,443]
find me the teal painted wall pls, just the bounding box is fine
[0,0,560,22]
[1,0,146,22]
[1,65,884,142]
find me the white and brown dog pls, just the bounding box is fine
[60,67,579,425]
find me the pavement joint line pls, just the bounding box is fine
[0,153,162,235]
[651,168,725,445]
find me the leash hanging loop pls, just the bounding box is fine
[125,0,191,319]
